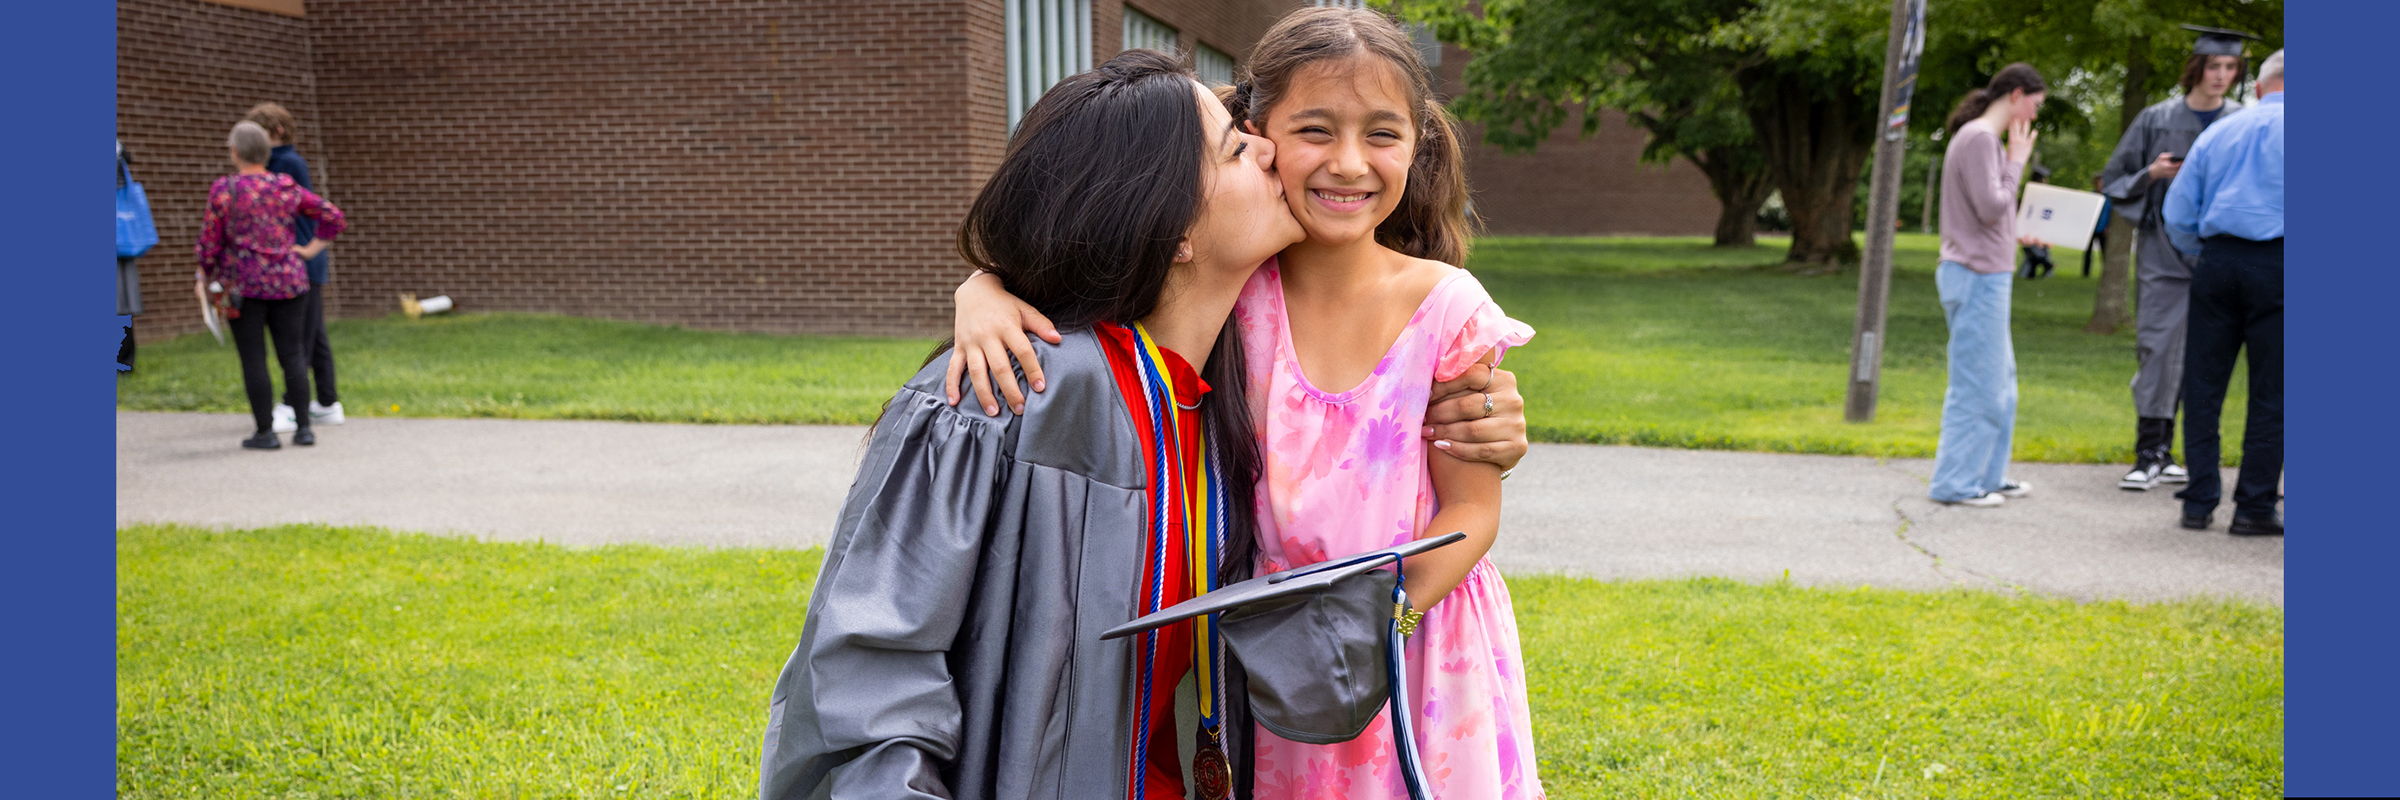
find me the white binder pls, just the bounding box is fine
[2015,182,2107,251]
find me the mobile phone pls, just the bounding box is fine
[2166,153,2184,164]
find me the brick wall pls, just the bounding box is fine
[1105,0,1297,66]
[1434,43,1722,237]
[117,0,324,343]
[115,0,1715,345]
[301,0,1006,337]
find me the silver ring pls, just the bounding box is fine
[1481,392,1494,418]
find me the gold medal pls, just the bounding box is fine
[1193,734,1232,800]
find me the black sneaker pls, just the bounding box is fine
[242,431,281,450]
[2229,513,2283,537]
[2120,457,2165,491]
[2180,510,2212,530]
[293,426,315,447]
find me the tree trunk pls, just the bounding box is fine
[2119,35,2152,136]
[1737,62,1877,268]
[2085,209,2135,333]
[2085,35,2151,334]
[1693,147,1772,247]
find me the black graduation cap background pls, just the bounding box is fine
[2182,24,2262,57]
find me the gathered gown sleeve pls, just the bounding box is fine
[760,383,1014,800]
[2099,105,2159,204]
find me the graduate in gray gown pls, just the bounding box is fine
[755,52,1302,800]
[2097,24,2260,491]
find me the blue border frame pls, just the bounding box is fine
[24,1,2379,795]
[4,0,116,794]
[2288,4,2398,794]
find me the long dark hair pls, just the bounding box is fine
[1223,6,1474,266]
[953,49,1264,581]
[1945,62,2047,137]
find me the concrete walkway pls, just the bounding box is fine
[117,411,2282,606]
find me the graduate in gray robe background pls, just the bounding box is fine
[2097,24,2260,491]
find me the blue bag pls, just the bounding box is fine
[117,155,158,258]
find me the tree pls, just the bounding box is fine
[1392,0,1771,246]
[1392,0,1893,266]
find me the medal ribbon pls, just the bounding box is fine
[1127,324,1227,799]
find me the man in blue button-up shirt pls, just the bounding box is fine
[2162,49,2284,536]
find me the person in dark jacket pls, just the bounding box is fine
[246,102,346,430]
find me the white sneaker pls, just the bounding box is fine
[2159,463,2189,484]
[271,403,298,433]
[1941,492,2006,508]
[1997,481,2033,498]
[309,400,345,425]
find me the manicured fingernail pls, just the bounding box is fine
[1012,403,1024,415]
[1422,426,1435,437]
[1034,380,1046,392]
[1433,440,1452,450]
[985,405,997,416]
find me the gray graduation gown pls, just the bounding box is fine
[758,329,1254,800]
[2098,97,2241,418]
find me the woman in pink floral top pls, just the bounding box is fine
[198,121,347,450]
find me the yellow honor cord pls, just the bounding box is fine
[1131,324,1221,726]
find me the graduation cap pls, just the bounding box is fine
[1104,530,1468,800]
[2181,24,2261,57]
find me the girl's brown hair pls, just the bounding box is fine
[1224,6,1473,266]
[1944,62,2047,137]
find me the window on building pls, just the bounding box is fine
[1304,1,1438,68]
[1409,22,1441,68]
[1196,44,1235,87]
[1008,0,1094,131]
[1121,6,1178,56]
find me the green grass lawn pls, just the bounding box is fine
[117,234,2247,462]
[115,313,933,426]
[120,524,2282,798]
[1473,234,2246,463]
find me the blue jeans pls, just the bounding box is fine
[1928,261,2016,502]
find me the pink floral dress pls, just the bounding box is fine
[1234,260,1544,800]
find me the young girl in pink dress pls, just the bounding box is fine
[953,8,1543,799]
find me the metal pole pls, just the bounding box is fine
[1920,153,1940,235]
[1845,0,1922,423]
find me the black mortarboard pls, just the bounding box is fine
[1104,530,1468,800]
[2181,24,2261,57]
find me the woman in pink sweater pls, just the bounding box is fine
[1929,63,2046,507]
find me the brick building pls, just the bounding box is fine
[117,0,1717,342]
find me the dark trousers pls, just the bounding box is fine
[300,282,339,405]
[2177,235,2282,519]
[230,295,311,434]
